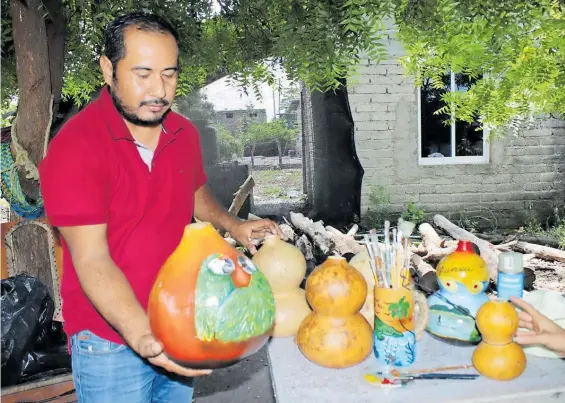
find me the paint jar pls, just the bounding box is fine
[373,285,428,367]
[496,252,524,301]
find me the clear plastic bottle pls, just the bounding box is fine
[496,252,525,301]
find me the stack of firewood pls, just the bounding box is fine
[228,209,565,294]
[222,178,564,293]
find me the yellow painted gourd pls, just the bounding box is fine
[472,300,527,381]
[296,256,373,368]
[252,235,311,337]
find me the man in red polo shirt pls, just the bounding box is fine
[38,12,284,403]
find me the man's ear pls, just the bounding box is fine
[99,55,114,86]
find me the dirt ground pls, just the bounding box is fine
[252,169,304,201]
[529,258,565,293]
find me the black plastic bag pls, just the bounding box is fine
[20,321,72,382]
[1,274,55,387]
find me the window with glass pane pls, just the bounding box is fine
[419,72,487,164]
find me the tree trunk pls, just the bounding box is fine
[43,0,67,119]
[250,143,256,170]
[10,0,53,199]
[276,139,282,168]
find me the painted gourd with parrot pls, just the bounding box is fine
[148,222,276,369]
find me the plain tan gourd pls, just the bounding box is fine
[348,250,376,328]
[472,300,527,381]
[252,235,311,337]
[296,256,373,368]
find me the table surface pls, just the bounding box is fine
[267,334,565,403]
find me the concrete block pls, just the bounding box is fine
[451,193,483,203]
[355,139,392,151]
[387,84,417,95]
[351,112,372,122]
[524,182,555,192]
[355,121,392,131]
[348,94,373,104]
[355,129,394,141]
[357,65,388,75]
[354,84,389,94]
[371,111,396,121]
[538,172,562,182]
[354,103,388,112]
[420,193,453,203]
[539,135,565,145]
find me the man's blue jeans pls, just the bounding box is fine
[70,330,194,403]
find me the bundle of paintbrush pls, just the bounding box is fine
[363,220,411,289]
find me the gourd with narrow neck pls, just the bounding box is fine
[296,256,373,368]
[251,234,311,337]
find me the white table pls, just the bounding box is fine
[267,334,565,403]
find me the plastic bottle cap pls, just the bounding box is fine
[498,252,524,273]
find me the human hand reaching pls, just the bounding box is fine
[135,332,213,377]
[228,218,287,254]
[510,296,565,357]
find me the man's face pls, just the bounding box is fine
[104,27,179,127]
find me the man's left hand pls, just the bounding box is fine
[228,219,287,254]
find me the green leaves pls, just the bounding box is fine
[395,0,565,135]
[241,118,297,146]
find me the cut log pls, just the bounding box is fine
[423,246,457,262]
[289,212,334,255]
[411,254,439,293]
[228,176,255,215]
[416,222,454,261]
[433,214,499,282]
[279,223,295,242]
[346,224,359,236]
[512,241,565,263]
[411,253,435,276]
[477,233,561,249]
[325,225,365,255]
[295,234,314,260]
[419,223,444,248]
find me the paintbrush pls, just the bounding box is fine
[369,229,388,288]
[363,235,379,285]
[384,221,391,287]
[403,373,479,380]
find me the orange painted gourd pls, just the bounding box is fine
[295,256,373,368]
[251,235,311,337]
[148,222,275,369]
[472,300,526,381]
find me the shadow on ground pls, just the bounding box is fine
[193,344,275,403]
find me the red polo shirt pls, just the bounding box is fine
[38,86,207,346]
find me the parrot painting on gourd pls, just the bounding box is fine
[194,253,275,343]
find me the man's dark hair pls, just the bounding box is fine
[103,12,179,70]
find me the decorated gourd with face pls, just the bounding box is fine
[426,240,490,344]
[148,222,275,369]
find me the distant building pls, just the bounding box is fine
[212,109,267,136]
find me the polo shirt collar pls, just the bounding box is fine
[98,85,183,140]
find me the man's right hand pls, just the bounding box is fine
[136,332,213,377]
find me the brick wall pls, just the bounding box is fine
[348,31,565,228]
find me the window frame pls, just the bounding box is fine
[417,71,490,166]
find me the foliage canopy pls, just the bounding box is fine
[2,0,564,134]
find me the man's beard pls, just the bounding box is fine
[109,84,170,127]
